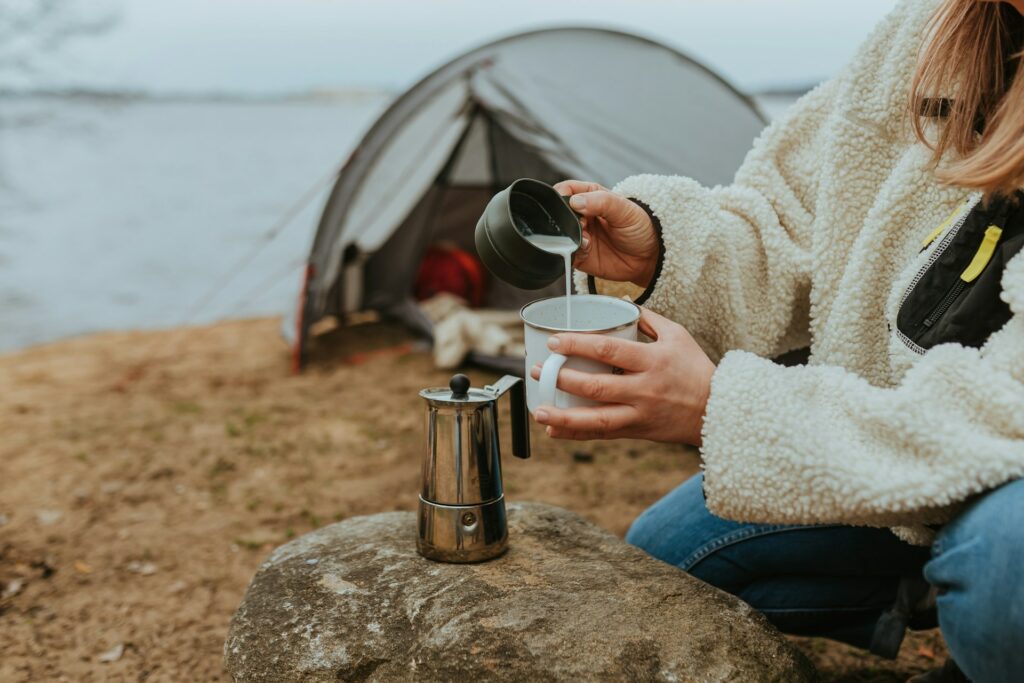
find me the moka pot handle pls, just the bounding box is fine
[486,375,531,460]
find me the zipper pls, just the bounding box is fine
[920,225,1002,329]
[897,193,981,354]
[922,281,965,327]
[899,194,981,315]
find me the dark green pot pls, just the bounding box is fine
[475,178,582,290]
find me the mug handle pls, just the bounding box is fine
[537,353,568,408]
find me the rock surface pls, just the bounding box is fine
[225,503,815,682]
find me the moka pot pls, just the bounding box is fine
[417,373,530,563]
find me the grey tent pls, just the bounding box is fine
[285,27,766,370]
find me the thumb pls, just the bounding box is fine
[637,306,675,340]
[568,190,644,226]
[553,179,606,196]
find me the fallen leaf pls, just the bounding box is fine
[97,643,125,663]
[917,646,936,660]
[74,561,93,574]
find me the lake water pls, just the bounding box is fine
[0,93,794,353]
[0,95,389,352]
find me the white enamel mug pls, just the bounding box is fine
[520,295,641,413]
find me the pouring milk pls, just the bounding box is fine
[524,235,577,327]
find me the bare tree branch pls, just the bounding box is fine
[0,0,120,76]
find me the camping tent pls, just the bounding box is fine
[286,27,767,370]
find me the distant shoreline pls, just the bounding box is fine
[0,87,397,104]
[0,81,817,105]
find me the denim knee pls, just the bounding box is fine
[626,473,711,566]
[925,478,1024,682]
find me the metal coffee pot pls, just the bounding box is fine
[417,373,530,563]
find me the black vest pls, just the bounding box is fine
[897,192,1023,352]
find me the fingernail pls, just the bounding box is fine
[547,336,560,350]
[569,195,586,210]
[535,409,549,423]
[580,236,590,250]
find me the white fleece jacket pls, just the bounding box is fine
[575,0,1024,544]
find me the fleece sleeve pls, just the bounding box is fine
[575,76,843,362]
[700,255,1024,529]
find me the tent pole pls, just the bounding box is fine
[388,99,483,326]
[480,108,502,193]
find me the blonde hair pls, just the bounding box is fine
[910,0,1024,195]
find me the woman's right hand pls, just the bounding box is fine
[553,180,660,289]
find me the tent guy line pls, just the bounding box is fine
[111,161,344,380]
[176,162,342,327]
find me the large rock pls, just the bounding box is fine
[225,503,815,682]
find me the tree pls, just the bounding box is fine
[0,0,119,87]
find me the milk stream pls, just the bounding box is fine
[525,235,577,328]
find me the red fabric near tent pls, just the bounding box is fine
[414,245,485,307]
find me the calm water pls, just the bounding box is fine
[0,95,389,352]
[0,93,793,353]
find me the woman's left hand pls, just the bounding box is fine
[530,308,716,445]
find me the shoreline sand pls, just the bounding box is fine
[0,317,945,681]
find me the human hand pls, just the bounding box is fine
[552,180,659,289]
[530,308,715,445]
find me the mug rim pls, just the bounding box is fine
[520,294,640,334]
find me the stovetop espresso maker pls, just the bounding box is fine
[417,373,530,563]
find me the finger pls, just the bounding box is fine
[545,426,618,441]
[530,363,541,380]
[567,190,643,226]
[551,366,634,403]
[534,404,639,432]
[548,333,650,372]
[553,179,606,196]
[572,231,592,266]
[637,307,679,341]
[637,310,659,340]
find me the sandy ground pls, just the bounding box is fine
[0,318,947,682]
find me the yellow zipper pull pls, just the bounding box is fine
[922,201,965,249]
[960,226,1003,283]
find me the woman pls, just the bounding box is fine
[532,0,1024,680]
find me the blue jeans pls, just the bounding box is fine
[626,474,1024,683]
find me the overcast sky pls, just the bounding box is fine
[40,0,897,94]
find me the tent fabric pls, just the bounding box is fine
[287,27,767,368]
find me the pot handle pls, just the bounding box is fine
[560,194,580,215]
[487,375,531,460]
[508,376,530,460]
